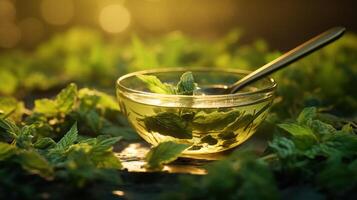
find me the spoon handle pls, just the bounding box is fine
[230,26,346,93]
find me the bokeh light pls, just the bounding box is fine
[19,18,45,46]
[99,4,131,33]
[40,0,74,25]
[0,0,16,23]
[0,23,21,48]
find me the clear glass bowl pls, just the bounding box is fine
[116,68,276,154]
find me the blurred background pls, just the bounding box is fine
[1,0,356,118]
[1,0,357,50]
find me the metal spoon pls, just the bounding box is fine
[200,27,346,95]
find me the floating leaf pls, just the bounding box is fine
[193,109,240,131]
[201,135,218,145]
[142,112,192,139]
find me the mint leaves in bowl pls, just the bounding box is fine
[116,68,276,154]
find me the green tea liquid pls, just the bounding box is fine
[119,94,272,154]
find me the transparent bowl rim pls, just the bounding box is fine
[116,67,277,100]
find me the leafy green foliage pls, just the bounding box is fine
[145,141,189,170]
[17,150,54,178]
[26,83,138,141]
[277,123,317,150]
[0,83,132,198]
[266,107,357,199]
[165,151,279,199]
[34,83,77,116]
[0,142,16,160]
[0,119,122,198]
[0,28,356,199]
[164,107,356,199]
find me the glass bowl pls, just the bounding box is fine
[116,68,276,154]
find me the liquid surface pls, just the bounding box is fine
[119,94,272,154]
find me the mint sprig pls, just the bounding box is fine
[137,71,197,95]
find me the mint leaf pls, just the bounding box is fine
[34,137,56,149]
[91,135,121,153]
[55,123,78,151]
[33,99,57,116]
[309,119,336,135]
[0,118,20,140]
[16,125,35,149]
[137,71,197,95]
[0,97,24,121]
[17,150,54,178]
[322,132,357,157]
[93,152,122,169]
[193,110,241,132]
[297,107,316,125]
[0,142,17,160]
[34,83,77,116]
[85,136,123,170]
[177,71,197,95]
[278,123,318,149]
[78,88,119,111]
[145,141,189,170]
[137,74,176,94]
[55,83,77,113]
[268,137,296,158]
[142,112,192,139]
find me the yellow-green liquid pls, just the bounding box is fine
[119,94,272,154]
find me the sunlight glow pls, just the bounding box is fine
[112,190,125,196]
[0,0,16,22]
[99,4,131,33]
